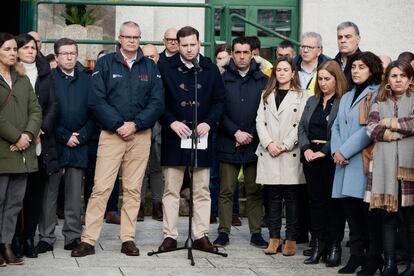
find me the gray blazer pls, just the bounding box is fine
[298,95,340,155]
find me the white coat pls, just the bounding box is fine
[255,89,307,185]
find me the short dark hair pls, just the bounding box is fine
[247,36,261,50]
[231,36,251,51]
[176,26,199,43]
[54,37,78,55]
[45,53,56,63]
[398,51,414,64]
[349,51,383,85]
[277,40,294,49]
[16,33,39,56]
[0,32,15,48]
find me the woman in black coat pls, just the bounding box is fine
[13,33,59,258]
[298,61,347,266]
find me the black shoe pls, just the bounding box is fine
[325,240,342,267]
[213,233,229,247]
[338,255,365,274]
[398,261,414,276]
[303,247,313,256]
[71,242,95,257]
[304,238,326,264]
[121,241,140,256]
[64,238,81,251]
[356,255,383,276]
[24,238,38,258]
[11,236,23,259]
[381,257,398,276]
[250,233,268,248]
[36,241,53,254]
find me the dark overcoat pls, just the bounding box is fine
[159,54,225,167]
[216,59,268,164]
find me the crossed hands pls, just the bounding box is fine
[66,132,80,147]
[170,121,210,139]
[117,122,137,141]
[333,150,349,165]
[234,130,253,147]
[10,133,32,152]
[303,149,326,162]
[266,142,286,157]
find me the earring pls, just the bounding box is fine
[385,83,391,91]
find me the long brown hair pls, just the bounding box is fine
[379,60,414,101]
[262,56,301,104]
[314,60,347,99]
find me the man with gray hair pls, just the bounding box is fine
[294,32,329,96]
[71,21,164,257]
[334,21,361,84]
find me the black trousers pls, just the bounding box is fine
[303,151,345,242]
[382,206,414,261]
[264,184,300,240]
[343,197,382,257]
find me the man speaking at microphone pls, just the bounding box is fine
[157,26,225,252]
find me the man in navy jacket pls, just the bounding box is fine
[157,26,224,253]
[51,38,95,251]
[72,21,164,257]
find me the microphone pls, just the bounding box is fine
[191,58,200,71]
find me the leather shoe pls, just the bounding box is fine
[231,215,242,226]
[71,242,95,257]
[106,211,121,225]
[24,238,38,258]
[158,237,177,252]
[0,244,24,265]
[121,241,140,256]
[36,241,53,254]
[64,238,81,251]
[194,236,218,253]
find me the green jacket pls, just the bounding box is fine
[0,67,42,174]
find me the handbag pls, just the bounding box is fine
[359,91,373,175]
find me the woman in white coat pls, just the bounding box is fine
[256,56,307,256]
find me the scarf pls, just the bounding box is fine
[366,93,414,212]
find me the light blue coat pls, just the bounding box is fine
[331,84,378,199]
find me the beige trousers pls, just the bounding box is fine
[81,130,151,245]
[162,166,210,240]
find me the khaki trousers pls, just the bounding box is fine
[82,130,151,245]
[162,166,210,240]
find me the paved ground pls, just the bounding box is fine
[1,217,354,276]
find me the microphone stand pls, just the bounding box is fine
[148,60,227,265]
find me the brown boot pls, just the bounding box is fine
[264,238,281,255]
[282,240,296,256]
[151,201,163,221]
[0,244,23,265]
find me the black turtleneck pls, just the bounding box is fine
[352,81,370,105]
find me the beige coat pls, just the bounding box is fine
[255,89,307,185]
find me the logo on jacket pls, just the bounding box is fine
[112,74,123,78]
[139,74,149,81]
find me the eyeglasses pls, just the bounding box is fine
[120,35,141,41]
[300,45,321,50]
[164,38,178,44]
[58,52,77,57]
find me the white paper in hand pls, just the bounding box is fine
[180,133,208,150]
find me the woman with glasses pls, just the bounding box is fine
[0,32,42,266]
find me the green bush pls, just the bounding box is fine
[61,4,96,27]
